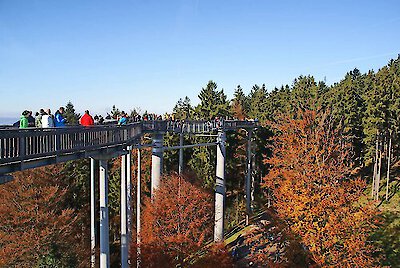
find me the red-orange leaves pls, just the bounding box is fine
[0,167,79,267]
[139,174,215,267]
[263,111,379,267]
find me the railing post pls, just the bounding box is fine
[151,133,164,198]
[19,133,26,162]
[55,131,61,153]
[214,130,226,242]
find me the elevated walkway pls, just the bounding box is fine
[0,120,256,174]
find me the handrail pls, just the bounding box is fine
[0,120,257,172]
[0,123,143,164]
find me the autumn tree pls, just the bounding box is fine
[231,85,248,120]
[135,173,231,267]
[263,110,380,267]
[0,166,84,267]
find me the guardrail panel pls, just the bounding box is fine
[0,121,254,168]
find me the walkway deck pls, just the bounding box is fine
[0,120,256,174]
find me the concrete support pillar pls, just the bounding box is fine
[120,155,128,268]
[126,146,132,252]
[179,133,183,175]
[214,131,226,242]
[99,159,110,268]
[90,158,96,268]
[151,133,164,198]
[136,148,141,268]
[246,130,252,215]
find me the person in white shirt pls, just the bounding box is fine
[42,109,55,128]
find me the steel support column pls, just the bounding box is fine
[246,130,252,215]
[90,158,96,268]
[214,131,226,242]
[179,133,183,175]
[151,133,164,198]
[136,148,141,268]
[99,159,110,268]
[126,146,132,256]
[120,154,128,268]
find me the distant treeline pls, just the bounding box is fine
[171,55,400,168]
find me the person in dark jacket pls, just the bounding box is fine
[27,111,35,127]
[54,107,66,127]
[80,110,94,126]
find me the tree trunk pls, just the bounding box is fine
[375,140,383,201]
[372,132,379,198]
[386,132,392,201]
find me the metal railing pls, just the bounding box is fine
[0,123,143,165]
[0,120,257,170]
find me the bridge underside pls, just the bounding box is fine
[0,144,129,174]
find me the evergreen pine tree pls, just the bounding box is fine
[195,80,230,120]
[173,96,194,119]
[247,84,268,122]
[64,101,80,125]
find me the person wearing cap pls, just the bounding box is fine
[19,110,29,129]
[80,110,94,126]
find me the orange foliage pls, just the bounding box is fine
[262,111,380,267]
[0,166,83,267]
[134,173,232,267]
[232,101,246,120]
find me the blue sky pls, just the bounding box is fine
[1,0,399,118]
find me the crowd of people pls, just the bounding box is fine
[16,107,94,129]
[15,108,253,130]
[15,108,150,129]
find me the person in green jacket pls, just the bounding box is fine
[19,110,29,129]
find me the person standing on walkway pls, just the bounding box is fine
[42,109,54,128]
[118,111,128,125]
[27,111,35,127]
[80,110,94,126]
[35,109,46,128]
[54,107,66,127]
[19,110,29,129]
